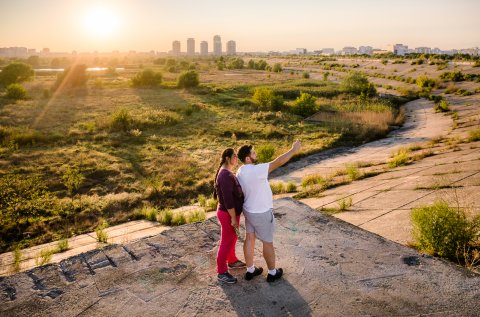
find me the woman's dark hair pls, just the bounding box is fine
[237,144,253,163]
[213,148,235,200]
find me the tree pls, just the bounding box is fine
[247,59,255,69]
[0,62,34,86]
[6,83,27,100]
[177,70,199,88]
[291,92,318,117]
[131,69,163,87]
[323,72,330,81]
[227,57,244,69]
[26,55,40,67]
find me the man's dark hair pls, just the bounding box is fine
[237,144,253,163]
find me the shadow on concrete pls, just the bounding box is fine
[220,276,312,317]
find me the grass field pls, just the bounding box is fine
[1,54,478,252]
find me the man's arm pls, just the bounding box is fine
[268,140,301,173]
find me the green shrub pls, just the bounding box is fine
[0,62,34,86]
[468,128,480,142]
[55,64,88,89]
[411,200,480,260]
[291,92,318,117]
[396,86,419,98]
[341,72,377,96]
[131,69,162,87]
[95,220,109,243]
[440,71,467,82]
[302,72,310,79]
[456,88,473,96]
[388,148,409,168]
[434,100,450,113]
[226,57,244,69]
[286,181,297,193]
[5,83,27,100]
[272,63,283,73]
[416,76,436,91]
[256,144,276,163]
[252,87,284,111]
[177,70,199,88]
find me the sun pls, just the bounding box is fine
[84,7,119,37]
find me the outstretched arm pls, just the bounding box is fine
[268,140,301,173]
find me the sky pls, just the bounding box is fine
[1,0,479,53]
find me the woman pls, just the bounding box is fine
[214,148,245,284]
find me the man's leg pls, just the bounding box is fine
[243,232,256,267]
[262,242,275,270]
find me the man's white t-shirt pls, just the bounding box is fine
[236,163,272,213]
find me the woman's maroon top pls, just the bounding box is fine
[215,168,244,215]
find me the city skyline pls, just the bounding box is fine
[1,0,479,53]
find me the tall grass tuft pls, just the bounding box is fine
[286,181,297,193]
[270,181,285,194]
[301,174,327,189]
[158,209,174,225]
[388,148,409,168]
[468,128,480,142]
[187,209,206,223]
[95,220,109,243]
[345,164,361,181]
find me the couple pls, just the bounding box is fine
[214,140,301,284]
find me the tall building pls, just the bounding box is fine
[172,41,181,55]
[358,46,373,55]
[226,40,236,55]
[200,41,208,56]
[342,47,358,55]
[187,38,195,56]
[213,35,222,56]
[392,44,408,56]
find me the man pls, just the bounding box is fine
[236,140,301,282]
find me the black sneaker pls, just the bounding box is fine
[245,266,263,281]
[266,268,283,283]
[218,272,237,284]
[228,260,246,269]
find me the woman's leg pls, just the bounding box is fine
[216,210,237,274]
[227,215,241,264]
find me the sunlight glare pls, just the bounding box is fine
[84,7,119,37]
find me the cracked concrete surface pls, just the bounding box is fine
[1,198,479,316]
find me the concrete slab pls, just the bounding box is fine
[1,198,478,316]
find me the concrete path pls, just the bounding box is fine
[272,98,453,184]
[272,95,480,244]
[1,198,479,316]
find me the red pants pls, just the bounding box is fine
[216,209,240,274]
